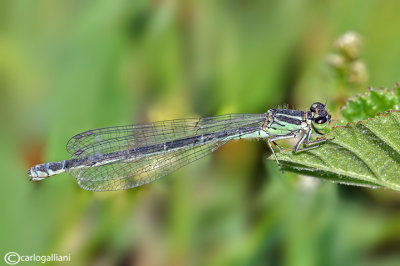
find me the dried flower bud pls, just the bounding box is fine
[348,60,368,85]
[326,53,346,70]
[333,31,362,60]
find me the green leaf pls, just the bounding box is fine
[276,111,400,191]
[341,84,400,122]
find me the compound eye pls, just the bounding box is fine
[310,104,317,112]
[315,116,327,124]
[310,102,324,112]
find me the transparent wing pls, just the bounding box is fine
[65,113,266,191]
[66,114,266,158]
[69,140,227,191]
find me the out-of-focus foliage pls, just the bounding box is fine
[342,85,400,122]
[2,0,400,266]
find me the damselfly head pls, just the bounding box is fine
[310,102,331,134]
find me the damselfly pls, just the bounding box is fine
[27,102,331,191]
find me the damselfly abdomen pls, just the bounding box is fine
[27,102,331,191]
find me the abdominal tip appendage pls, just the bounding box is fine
[27,168,45,182]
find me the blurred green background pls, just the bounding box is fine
[1,0,400,265]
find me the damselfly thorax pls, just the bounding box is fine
[27,102,331,191]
